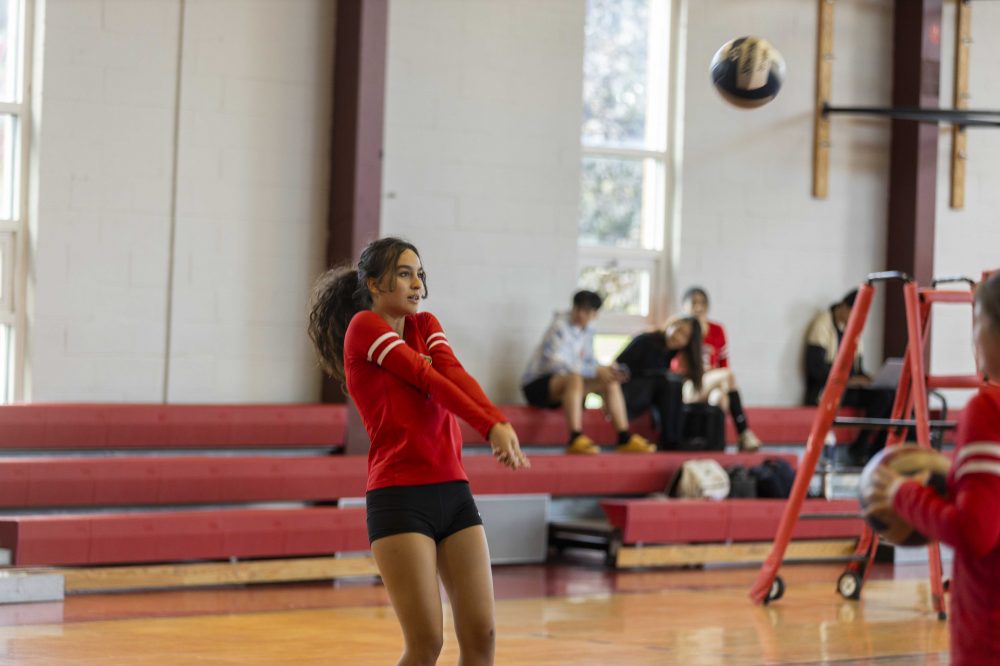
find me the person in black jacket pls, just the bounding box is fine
[616,315,703,450]
[804,289,894,465]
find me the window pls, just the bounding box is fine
[579,0,671,337]
[0,0,31,403]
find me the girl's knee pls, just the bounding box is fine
[562,374,585,396]
[404,629,444,664]
[458,623,496,662]
[716,369,735,392]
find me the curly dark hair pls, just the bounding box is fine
[307,238,426,383]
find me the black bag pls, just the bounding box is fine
[678,403,725,451]
[751,458,796,498]
[726,464,757,498]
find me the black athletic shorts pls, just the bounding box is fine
[366,480,483,544]
[522,374,559,408]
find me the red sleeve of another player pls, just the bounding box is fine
[345,311,502,438]
[894,475,1000,557]
[416,313,507,425]
[893,393,1000,557]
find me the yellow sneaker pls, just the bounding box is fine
[615,434,655,453]
[738,429,762,452]
[567,434,601,455]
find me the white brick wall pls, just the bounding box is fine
[28,0,178,401]
[27,0,334,402]
[168,0,333,403]
[383,1,999,407]
[25,0,999,407]
[677,1,894,405]
[929,1,1000,408]
[382,0,585,402]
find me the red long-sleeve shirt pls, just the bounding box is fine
[893,385,1000,666]
[344,310,507,491]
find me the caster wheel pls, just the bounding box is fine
[837,571,862,600]
[764,576,785,604]
[942,578,950,592]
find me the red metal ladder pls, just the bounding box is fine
[748,271,983,614]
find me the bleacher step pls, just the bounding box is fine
[615,538,859,568]
[34,555,379,594]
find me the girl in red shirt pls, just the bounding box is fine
[674,286,761,451]
[868,271,1000,666]
[308,237,528,666]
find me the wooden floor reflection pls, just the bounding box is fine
[0,563,950,665]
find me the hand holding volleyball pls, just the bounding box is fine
[858,445,950,547]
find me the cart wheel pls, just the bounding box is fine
[764,576,785,604]
[837,571,862,600]
[942,578,950,592]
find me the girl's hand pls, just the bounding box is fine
[488,423,530,470]
[864,463,905,517]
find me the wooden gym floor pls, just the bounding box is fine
[0,559,950,665]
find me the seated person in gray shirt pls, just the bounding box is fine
[522,290,655,455]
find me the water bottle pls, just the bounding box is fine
[822,430,838,468]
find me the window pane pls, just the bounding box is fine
[594,333,631,365]
[579,265,650,316]
[581,155,664,249]
[582,0,654,149]
[0,114,13,219]
[0,0,20,103]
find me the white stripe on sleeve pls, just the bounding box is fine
[428,340,450,350]
[427,332,447,343]
[955,461,1000,480]
[376,339,405,366]
[367,332,399,362]
[956,443,1000,462]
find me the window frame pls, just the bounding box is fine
[0,0,34,403]
[577,0,676,337]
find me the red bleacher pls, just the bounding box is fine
[461,404,864,445]
[0,403,869,450]
[0,507,370,566]
[0,456,369,508]
[0,403,860,571]
[0,404,345,449]
[600,498,862,545]
[0,452,791,509]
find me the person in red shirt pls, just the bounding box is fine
[868,271,1000,666]
[673,287,761,451]
[308,237,528,666]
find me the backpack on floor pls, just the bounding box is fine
[726,464,758,498]
[679,403,726,451]
[751,458,796,498]
[667,459,731,500]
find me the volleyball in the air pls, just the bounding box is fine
[710,36,785,109]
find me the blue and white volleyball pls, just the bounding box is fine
[710,37,785,109]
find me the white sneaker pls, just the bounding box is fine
[738,429,762,452]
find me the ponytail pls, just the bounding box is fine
[307,237,425,384]
[307,266,371,383]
